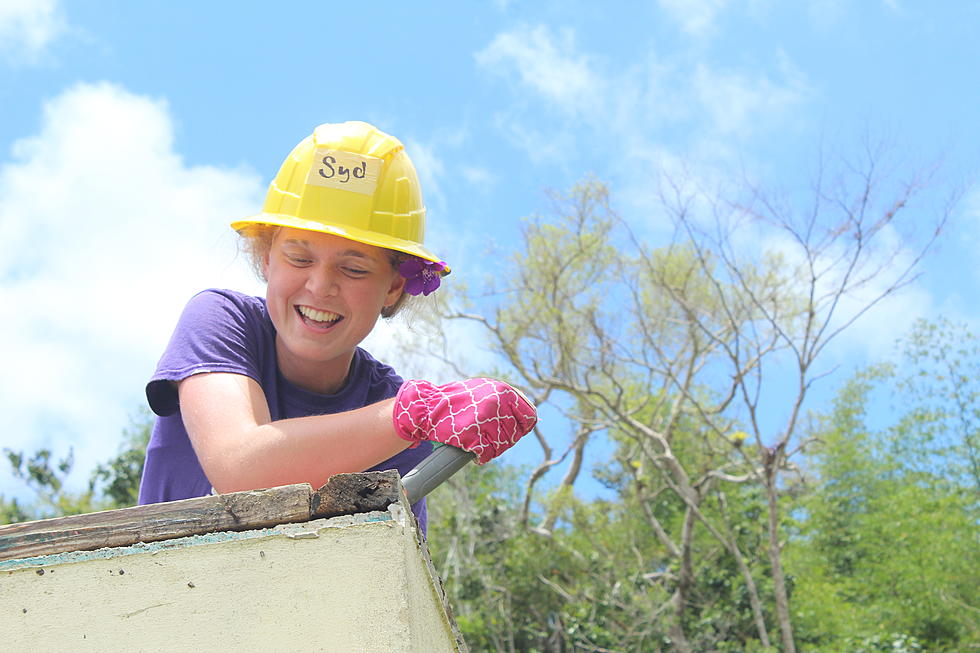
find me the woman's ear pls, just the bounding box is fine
[261,226,281,282]
[262,241,275,280]
[386,270,407,305]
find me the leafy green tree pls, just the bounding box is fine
[428,437,789,651]
[0,408,152,524]
[790,331,980,651]
[89,407,154,507]
[429,462,675,651]
[0,492,30,525]
[2,447,98,518]
[890,317,980,494]
[427,138,954,651]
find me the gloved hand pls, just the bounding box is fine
[393,378,538,464]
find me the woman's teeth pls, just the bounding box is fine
[298,306,341,323]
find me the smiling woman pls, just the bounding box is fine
[137,121,537,534]
[262,229,406,395]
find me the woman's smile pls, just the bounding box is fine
[296,305,343,329]
[263,227,405,393]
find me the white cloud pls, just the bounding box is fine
[0,81,265,496]
[471,23,813,278]
[657,0,732,37]
[807,240,934,365]
[476,25,605,121]
[646,154,945,380]
[461,166,495,189]
[727,202,937,364]
[476,24,809,163]
[475,25,626,168]
[805,1,906,29]
[807,0,847,28]
[0,0,66,63]
[692,61,809,135]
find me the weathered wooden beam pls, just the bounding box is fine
[311,470,402,518]
[0,483,313,562]
[0,471,410,563]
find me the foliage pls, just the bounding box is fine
[789,333,980,651]
[0,494,30,525]
[429,455,788,651]
[889,317,980,493]
[2,447,97,518]
[842,633,925,653]
[0,408,152,524]
[429,463,674,651]
[430,156,954,652]
[90,407,154,507]
[430,363,977,652]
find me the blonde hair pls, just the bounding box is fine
[236,223,414,318]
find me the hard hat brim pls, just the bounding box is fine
[231,213,451,276]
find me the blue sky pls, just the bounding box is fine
[1,1,978,500]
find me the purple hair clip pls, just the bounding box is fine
[399,258,448,296]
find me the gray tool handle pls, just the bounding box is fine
[403,445,476,504]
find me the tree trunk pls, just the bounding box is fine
[766,470,796,653]
[667,505,699,653]
[716,489,772,647]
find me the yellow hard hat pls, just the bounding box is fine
[232,121,448,273]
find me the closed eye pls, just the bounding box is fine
[343,266,370,276]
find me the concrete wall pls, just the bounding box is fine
[1,501,465,652]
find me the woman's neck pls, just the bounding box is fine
[274,339,354,395]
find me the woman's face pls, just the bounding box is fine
[263,227,405,394]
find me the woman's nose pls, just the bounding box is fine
[306,266,339,298]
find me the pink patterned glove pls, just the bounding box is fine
[393,378,538,465]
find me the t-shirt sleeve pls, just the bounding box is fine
[146,290,266,417]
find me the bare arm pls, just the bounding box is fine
[178,372,411,494]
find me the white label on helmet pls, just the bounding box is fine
[307,148,382,195]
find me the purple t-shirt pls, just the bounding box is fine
[139,289,433,531]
